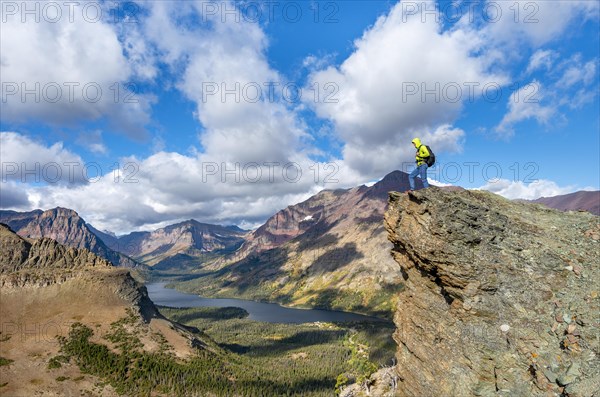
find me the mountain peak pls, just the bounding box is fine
[103,218,247,267]
[0,208,138,268]
[362,170,414,200]
[45,207,81,217]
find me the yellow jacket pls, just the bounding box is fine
[412,138,430,166]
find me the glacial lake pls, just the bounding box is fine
[146,282,387,324]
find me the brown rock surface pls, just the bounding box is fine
[384,187,599,397]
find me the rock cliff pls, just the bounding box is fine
[383,188,599,396]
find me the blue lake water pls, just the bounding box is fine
[146,282,387,324]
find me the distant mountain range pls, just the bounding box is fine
[233,169,428,258]
[2,174,596,317]
[99,220,247,268]
[0,208,137,268]
[174,170,422,317]
[530,190,600,215]
[0,208,247,271]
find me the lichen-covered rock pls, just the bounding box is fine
[384,187,599,397]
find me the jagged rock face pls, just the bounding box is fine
[0,208,137,267]
[0,223,30,265]
[110,220,247,266]
[385,188,600,397]
[2,208,97,250]
[0,223,113,287]
[237,188,353,256]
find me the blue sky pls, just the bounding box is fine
[1,0,599,233]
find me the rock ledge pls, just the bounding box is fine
[384,188,599,397]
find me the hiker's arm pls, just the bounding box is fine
[419,146,430,158]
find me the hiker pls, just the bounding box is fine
[408,138,430,191]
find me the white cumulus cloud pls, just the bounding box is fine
[477,178,581,200]
[0,132,87,185]
[482,0,599,48]
[4,131,335,233]
[495,81,556,136]
[306,1,505,177]
[0,1,154,138]
[526,50,558,74]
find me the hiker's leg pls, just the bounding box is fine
[409,167,419,190]
[420,164,429,188]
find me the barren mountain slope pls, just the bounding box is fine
[0,224,210,396]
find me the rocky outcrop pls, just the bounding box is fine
[384,187,599,396]
[0,208,137,267]
[0,223,111,286]
[0,222,30,265]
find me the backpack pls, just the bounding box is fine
[425,145,435,167]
